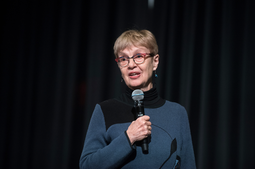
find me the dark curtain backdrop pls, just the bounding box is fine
[1,0,254,169]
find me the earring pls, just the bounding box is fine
[121,77,123,82]
[154,71,158,78]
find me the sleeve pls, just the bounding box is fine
[79,104,135,169]
[180,108,197,169]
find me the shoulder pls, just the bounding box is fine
[162,100,188,117]
[164,100,186,110]
[91,99,121,120]
[99,98,120,108]
[98,98,134,130]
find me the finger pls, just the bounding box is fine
[137,117,149,125]
[148,126,152,131]
[146,129,152,136]
[142,115,150,120]
[146,121,151,126]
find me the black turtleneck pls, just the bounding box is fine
[116,87,165,108]
[99,87,165,130]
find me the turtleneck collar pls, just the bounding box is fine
[116,86,165,108]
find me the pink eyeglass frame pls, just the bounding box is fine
[115,53,153,63]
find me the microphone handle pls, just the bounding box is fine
[137,102,148,154]
[141,137,148,154]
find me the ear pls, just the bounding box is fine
[152,54,159,71]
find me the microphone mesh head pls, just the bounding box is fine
[132,89,144,101]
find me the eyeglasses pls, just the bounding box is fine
[115,53,153,68]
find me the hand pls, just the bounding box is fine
[126,115,152,145]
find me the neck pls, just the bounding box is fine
[116,86,165,108]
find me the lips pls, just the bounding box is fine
[129,72,141,79]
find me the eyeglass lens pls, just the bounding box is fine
[119,54,145,67]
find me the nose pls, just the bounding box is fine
[128,58,137,68]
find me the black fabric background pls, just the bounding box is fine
[1,0,254,168]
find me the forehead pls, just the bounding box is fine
[118,46,149,56]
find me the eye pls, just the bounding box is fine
[119,56,128,62]
[136,55,143,58]
[134,53,144,60]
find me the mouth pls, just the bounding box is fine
[129,72,141,79]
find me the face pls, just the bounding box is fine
[118,45,159,91]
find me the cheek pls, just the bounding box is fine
[120,68,127,78]
[146,70,153,79]
[144,65,154,77]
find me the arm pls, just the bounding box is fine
[79,104,135,169]
[180,108,196,169]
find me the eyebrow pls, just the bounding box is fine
[118,49,147,56]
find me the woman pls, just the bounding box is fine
[79,30,196,168]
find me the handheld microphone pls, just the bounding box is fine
[131,89,148,154]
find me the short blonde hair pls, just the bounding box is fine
[113,29,158,58]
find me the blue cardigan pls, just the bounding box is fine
[80,88,196,169]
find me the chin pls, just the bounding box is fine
[128,84,142,90]
[129,84,143,90]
